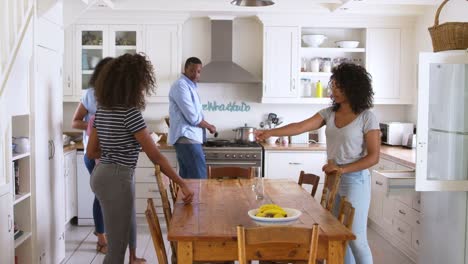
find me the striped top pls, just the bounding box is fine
[93,107,146,168]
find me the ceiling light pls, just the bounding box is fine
[230,0,275,7]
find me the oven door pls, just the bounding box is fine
[205,160,262,177]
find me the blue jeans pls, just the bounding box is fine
[174,143,207,179]
[333,170,373,264]
[84,154,105,234]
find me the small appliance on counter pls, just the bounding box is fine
[379,122,414,146]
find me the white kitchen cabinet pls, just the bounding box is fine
[416,52,468,191]
[298,28,366,102]
[368,157,419,262]
[64,149,77,224]
[64,24,143,102]
[0,193,14,264]
[262,26,299,100]
[34,44,65,263]
[366,28,401,101]
[135,150,177,219]
[145,24,182,103]
[76,151,93,226]
[264,150,326,201]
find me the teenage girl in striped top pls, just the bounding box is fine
[86,53,194,264]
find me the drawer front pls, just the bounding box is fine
[135,183,160,198]
[372,171,388,192]
[265,151,327,181]
[135,198,163,215]
[136,151,177,168]
[393,199,418,226]
[412,229,421,251]
[135,168,156,183]
[392,218,412,245]
[396,191,414,207]
[412,192,421,211]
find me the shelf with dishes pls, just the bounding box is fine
[301,47,365,53]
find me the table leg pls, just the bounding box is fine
[327,240,344,264]
[177,241,193,264]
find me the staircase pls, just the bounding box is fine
[0,0,34,98]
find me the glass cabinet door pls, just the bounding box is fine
[109,26,141,57]
[416,51,468,191]
[78,27,106,91]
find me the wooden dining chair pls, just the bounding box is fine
[155,165,180,203]
[320,168,342,212]
[145,198,169,264]
[207,166,255,179]
[338,196,355,254]
[154,165,178,264]
[237,224,320,264]
[298,171,321,198]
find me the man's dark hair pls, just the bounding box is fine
[184,57,202,69]
[329,63,374,114]
[89,57,113,87]
[94,53,156,110]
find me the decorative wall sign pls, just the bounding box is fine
[203,101,251,112]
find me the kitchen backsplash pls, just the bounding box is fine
[63,83,412,139]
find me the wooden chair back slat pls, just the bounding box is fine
[320,162,342,211]
[145,199,169,264]
[236,224,319,264]
[154,165,177,264]
[298,170,321,198]
[207,166,255,179]
[338,196,355,254]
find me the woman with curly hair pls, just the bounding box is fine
[255,63,379,264]
[86,53,194,264]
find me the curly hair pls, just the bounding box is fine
[94,53,157,110]
[88,57,113,87]
[329,63,374,114]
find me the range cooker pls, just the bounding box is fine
[203,139,263,177]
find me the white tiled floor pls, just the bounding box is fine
[62,220,415,264]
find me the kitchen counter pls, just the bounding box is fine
[63,141,83,153]
[64,141,175,152]
[380,145,416,169]
[261,142,327,151]
[262,142,416,169]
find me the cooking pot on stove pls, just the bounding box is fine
[233,124,257,143]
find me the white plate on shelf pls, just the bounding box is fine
[248,208,302,223]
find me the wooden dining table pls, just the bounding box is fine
[168,179,355,264]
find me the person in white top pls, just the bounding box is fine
[255,63,380,264]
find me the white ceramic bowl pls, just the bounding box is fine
[335,40,360,48]
[302,34,327,47]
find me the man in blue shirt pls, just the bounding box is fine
[169,57,216,179]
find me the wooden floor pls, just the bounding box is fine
[62,220,415,264]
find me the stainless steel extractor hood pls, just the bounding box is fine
[199,20,260,83]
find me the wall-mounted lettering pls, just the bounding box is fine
[202,101,251,112]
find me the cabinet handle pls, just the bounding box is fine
[8,214,13,232]
[416,220,420,225]
[67,76,71,88]
[418,199,420,204]
[398,209,406,215]
[290,78,296,92]
[288,162,302,165]
[375,181,383,186]
[397,227,405,234]
[416,239,420,245]
[148,189,158,193]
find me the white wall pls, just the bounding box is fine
[408,0,468,123]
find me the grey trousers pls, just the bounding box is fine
[91,163,137,264]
